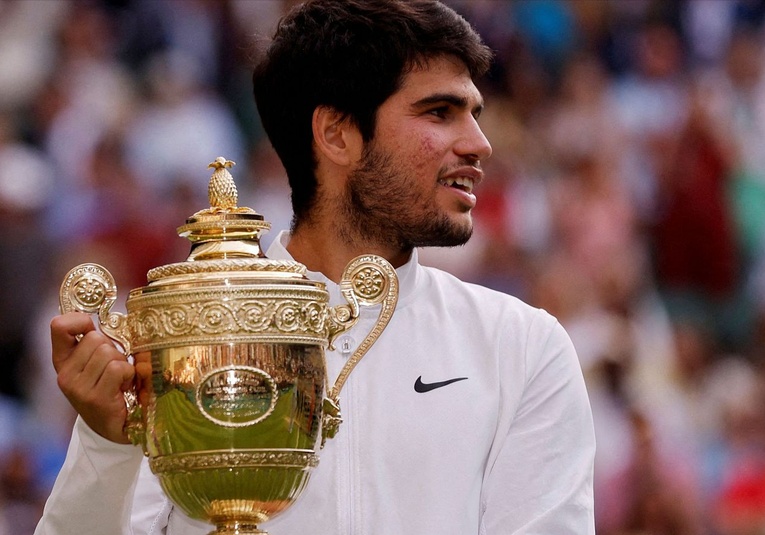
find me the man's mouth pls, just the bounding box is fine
[438,176,475,194]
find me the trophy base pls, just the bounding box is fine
[210,522,267,535]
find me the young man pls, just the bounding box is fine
[37,1,595,533]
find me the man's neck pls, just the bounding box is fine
[286,223,411,282]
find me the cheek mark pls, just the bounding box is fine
[418,134,437,155]
[415,135,442,177]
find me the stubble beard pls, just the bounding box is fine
[338,146,473,251]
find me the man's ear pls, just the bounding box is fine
[312,106,362,167]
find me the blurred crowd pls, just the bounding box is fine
[1,0,765,533]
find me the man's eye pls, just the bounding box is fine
[428,107,449,118]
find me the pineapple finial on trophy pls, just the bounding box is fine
[207,157,238,210]
[176,156,271,260]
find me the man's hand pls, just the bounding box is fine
[51,312,135,444]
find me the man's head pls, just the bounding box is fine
[253,0,492,230]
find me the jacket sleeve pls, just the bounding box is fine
[34,417,147,535]
[481,311,596,534]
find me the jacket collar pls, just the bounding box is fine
[266,230,419,308]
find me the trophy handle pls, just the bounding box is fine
[322,255,398,444]
[59,263,143,445]
[59,263,131,354]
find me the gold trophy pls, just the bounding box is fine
[58,158,398,535]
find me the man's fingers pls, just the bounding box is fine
[90,359,135,404]
[50,312,97,362]
[53,329,113,375]
[84,337,128,379]
[58,336,128,393]
[49,312,136,444]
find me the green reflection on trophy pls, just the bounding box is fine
[59,158,398,535]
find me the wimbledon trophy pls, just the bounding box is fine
[59,158,398,535]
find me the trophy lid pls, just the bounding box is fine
[145,157,306,283]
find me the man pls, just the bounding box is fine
[36,1,595,533]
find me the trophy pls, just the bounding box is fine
[58,158,398,535]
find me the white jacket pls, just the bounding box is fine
[36,232,595,535]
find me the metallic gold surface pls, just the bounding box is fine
[207,157,239,210]
[59,263,131,353]
[126,280,334,351]
[58,159,398,535]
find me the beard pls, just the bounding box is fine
[337,144,473,251]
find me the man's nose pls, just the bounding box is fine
[455,116,492,162]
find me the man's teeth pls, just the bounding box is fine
[440,177,474,193]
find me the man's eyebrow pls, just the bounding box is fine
[412,93,485,114]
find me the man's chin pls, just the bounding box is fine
[410,222,473,248]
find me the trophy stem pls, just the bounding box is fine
[211,522,267,535]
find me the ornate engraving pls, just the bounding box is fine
[59,263,131,355]
[60,263,116,315]
[198,303,237,334]
[150,449,319,474]
[351,266,385,301]
[236,301,276,331]
[148,259,305,282]
[74,276,106,306]
[196,366,278,427]
[134,308,162,339]
[164,305,194,335]
[127,293,332,352]
[274,301,302,332]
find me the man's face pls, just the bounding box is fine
[340,55,492,250]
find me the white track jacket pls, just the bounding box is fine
[35,232,595,535]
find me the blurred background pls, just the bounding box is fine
[1,0,764,533]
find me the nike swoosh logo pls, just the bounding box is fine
[414,375,468,393]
